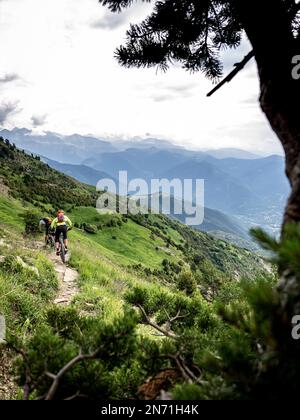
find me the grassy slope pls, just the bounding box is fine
[70,207,183,269]
[0,139,97,211]
[0,195,24,231]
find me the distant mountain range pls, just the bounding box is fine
[41,157,115,186]
[0,128,117,164]
[1,127,290,248]
[160,194,256,250]
[203,148,261,160]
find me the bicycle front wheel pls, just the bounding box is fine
[60,238,66,264]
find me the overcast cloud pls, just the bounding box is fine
[0,0,282,154]
[0,101,20,124]
[91,10,129,30]
[0,72,20,84]
[31,114,48,127]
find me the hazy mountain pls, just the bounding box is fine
[110,137,186,151]
[41,157,115,186]
[83,147,193,181]
[203,148,262,160]
[167,195,249,238]
[83,151,143,180]
[146,193,256,250]
[161,158,260,215]
[210,155,290,208]
[175,206,257,250]
[0,128,117,165]
[82,148,288,218]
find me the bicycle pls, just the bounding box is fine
[58,232,67,264]
[57,227,71,264]
[46,233,55,248]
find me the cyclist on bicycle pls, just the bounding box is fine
[51,210,73,256]
[39,217,53,244]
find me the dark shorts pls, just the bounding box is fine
[45,224,53,236]
[55,225,68,243]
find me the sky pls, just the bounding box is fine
[0,0,283,155]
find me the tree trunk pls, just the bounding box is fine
[232,0,300,315]
[259,82,300,227]
[259,83,300,315]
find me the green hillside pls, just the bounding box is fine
[0,137,274,400]
[0,138,97,211]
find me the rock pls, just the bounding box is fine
[54,298,69,304]
[85,303,95,308]
[0,239,11,249]
[16,256,39,277]
[198,286,214,302]
[0,256,5,263]
[84,224,97,234]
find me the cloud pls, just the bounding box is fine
[151,83,197,102]
[152,94,172,103]
[0,73,20,84]
[31,114,47,127]
[166,83,197,95]
[0,101,21,125]
[90,11,128,30]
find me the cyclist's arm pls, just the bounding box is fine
[51,218,57,230]
[65,216,73,229]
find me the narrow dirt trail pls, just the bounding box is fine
[48,253,79,305]
[25,240,80,306]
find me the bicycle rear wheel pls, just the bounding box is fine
[49,235,55,248]
[59,237,66,264]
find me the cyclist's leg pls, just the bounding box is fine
[62,226,68,251]
[50,231,55,247]
[55,227,61,255]
[45,225,50,244]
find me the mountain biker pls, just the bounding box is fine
[50,210,73,256]
[39,217,53,244]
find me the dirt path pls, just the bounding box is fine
[24,240,80,306]
[48,252,79,306]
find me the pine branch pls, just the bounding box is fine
[137,305,178,339]
[164,309,188,331]
[162,353,205,385]
[44,347,104,400]
[207,50,254,97]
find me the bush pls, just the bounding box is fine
[84,224,97,234]
[22,209,42,236]
[176,270,197,296]
[193,255,202,265]
[14,309,141,400]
